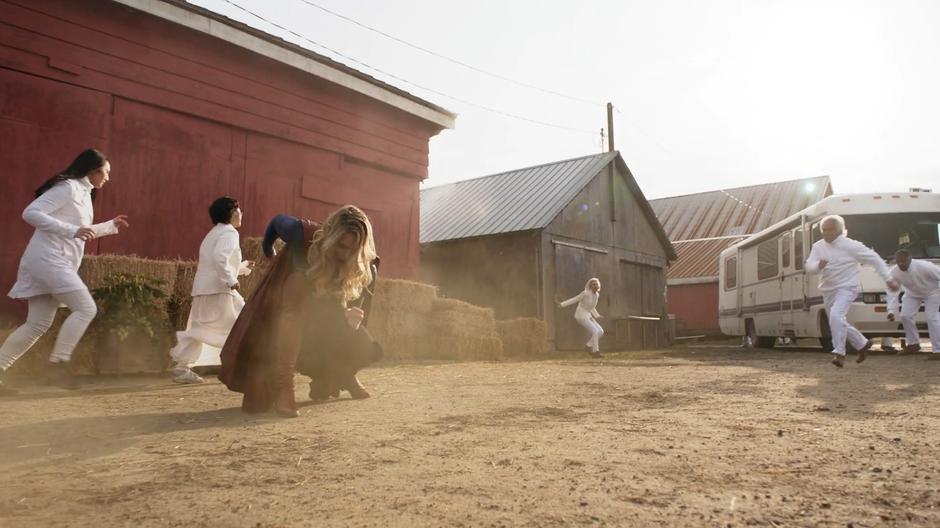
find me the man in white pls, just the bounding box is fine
[886,248,940,358]
[804,215,899,367]
[169,197,251,384]
[559,278,604,358]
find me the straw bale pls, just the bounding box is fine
[239,237,284,300]
[373,278,437,313]
[428,306,496,337]
[367,311,428,343]
[416,335,504,361]
[497,318,547,357]
[432,297,493,317]
[80,254,178,297]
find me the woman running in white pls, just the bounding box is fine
[0,149,129,393]
[559,278,605,358]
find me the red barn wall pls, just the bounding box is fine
[666,282,721,336]
[0,0,441,321]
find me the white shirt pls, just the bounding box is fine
[190,223,249,296]
[8,178,118,299]
[886,259,940,314]
[561,289,601,319]
[804,235,890,292]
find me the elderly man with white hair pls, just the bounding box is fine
[805,215,900,368]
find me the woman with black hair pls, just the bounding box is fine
[168,197,252,384]
[0,149,129,394]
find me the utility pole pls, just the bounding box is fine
[607,102,616,222]
[606,102,615,152]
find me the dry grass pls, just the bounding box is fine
[497,318,548,357]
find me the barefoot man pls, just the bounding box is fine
[805,215,899,368]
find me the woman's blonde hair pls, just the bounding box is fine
[306,205,377,302]
[585,277,601,291]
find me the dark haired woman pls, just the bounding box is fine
[0,149,129,394]
[168,197,252,384]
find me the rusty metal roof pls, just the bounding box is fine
[650,176,832,242]
[420,152,618,243]
[666,237,745,281]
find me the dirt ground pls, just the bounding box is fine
[1,346,939,527]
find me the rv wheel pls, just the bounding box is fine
[744,320,775,349]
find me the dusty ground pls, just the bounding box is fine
[1,346,939,527]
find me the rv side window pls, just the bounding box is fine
[757,239,779,280]
[781,233,791,268]
[724,257,737,289]
[794,229,804,270]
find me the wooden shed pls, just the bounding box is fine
[0,0,454,322]
[420,152,676,351]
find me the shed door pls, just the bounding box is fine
[555,244,588,350]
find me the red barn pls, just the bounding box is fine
[650,176,832,336]
[0,0,454,321]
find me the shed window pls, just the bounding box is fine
[757,239,779,280]
[724,256,737,290]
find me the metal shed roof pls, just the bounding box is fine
[420,152,618,243]
[650,175,832,242]
[666,237,746,282]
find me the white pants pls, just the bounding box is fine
[169,292,244,368]
[575,315,604,352]
[824,287,867,356]
[0,289,98,370]
[899,290,940,353]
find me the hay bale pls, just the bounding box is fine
[416,335,504,361]
[368,311,428,340]
[239,237,284,300]
[429,298,496,336]
[373,278,437,314]
[497,318,547,357]
[80,254,178,297]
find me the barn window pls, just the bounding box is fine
[724,256,737,290]
[781,233,791,268]
[757,239,779,280]
[794,229,804,270]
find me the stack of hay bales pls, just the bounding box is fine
[367,278,435,360]
[496,318,548,357]
[424,298,503,360]
[79,254,179,298]
[366,279,505,361]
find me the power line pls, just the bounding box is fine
[294,0,606,108]
[218,0,597,135]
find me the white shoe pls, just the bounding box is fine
[172,368,205,384]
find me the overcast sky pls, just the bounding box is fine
[190,0,940,199]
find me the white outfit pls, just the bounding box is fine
[169,224,249,369]
[887,260,940,353]
[561,289,604,352]
[805,235,890,356]
[0,178,119,369]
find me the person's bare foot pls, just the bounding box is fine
[856,339,873,363]
[831,355,844,368]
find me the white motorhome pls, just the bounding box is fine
[719,192,940,348]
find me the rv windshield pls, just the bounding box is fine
[843,213,940,260]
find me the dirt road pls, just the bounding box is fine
[1,347,938,527]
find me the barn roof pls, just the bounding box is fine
[650,175,832,241]
[420,151,676,259]
[650,175,832,281]
[114,0,456,129]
